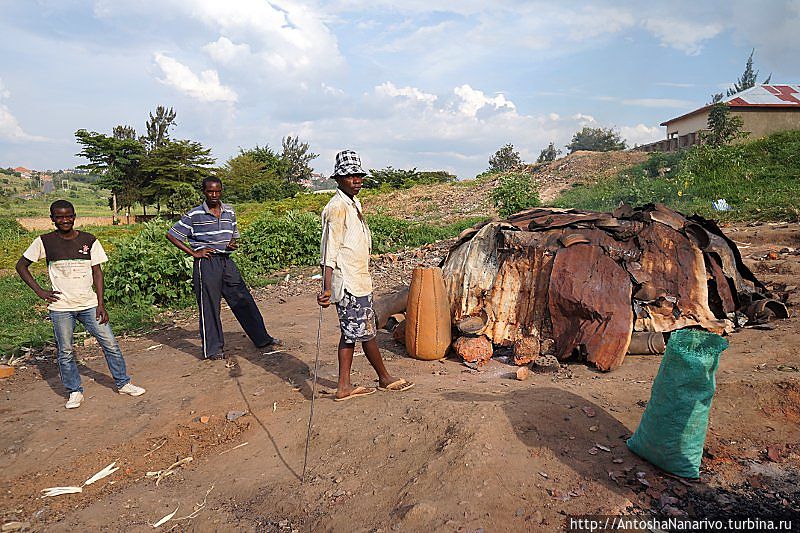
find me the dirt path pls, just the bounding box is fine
[1,224,799,531]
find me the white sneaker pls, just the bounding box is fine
[65,391,83,409]
[118,383,146,397]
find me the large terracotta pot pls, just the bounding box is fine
[405,267,451,360]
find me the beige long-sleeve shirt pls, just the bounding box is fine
[321,189,373,303]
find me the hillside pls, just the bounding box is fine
[362,150,648,223]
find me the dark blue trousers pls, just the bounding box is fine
[193,254,272,358]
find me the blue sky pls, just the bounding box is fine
[1,0,799,178]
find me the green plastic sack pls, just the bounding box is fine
[627,328,728,478]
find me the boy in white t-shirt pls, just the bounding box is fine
[15,200,145,409]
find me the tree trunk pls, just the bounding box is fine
[143,204,147,217]
[112,193,118,224]
[126,206,131,225]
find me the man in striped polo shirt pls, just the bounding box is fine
[166,177,281,360]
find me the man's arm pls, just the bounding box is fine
[91,264,109,324]
[317,266,334,307]
[166,232,212,258]
[15,257,60,303]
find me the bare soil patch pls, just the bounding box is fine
[1,223,799,531]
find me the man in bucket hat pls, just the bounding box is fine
[317,150,414,401]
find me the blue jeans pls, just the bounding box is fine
[50,307,131,393]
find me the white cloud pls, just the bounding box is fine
[453,85,515,117]
[153,53,238,103]
[620,124,663,146]
[643,17,722,55]
[375,82,437,105]
[0,78,47,143]
[572,113,596,123]
[549,112,560,121]
[177,0,343,79]
[203,37,251,65]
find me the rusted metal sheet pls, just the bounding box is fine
[440,204,783,372]
[548,244,633,371]
[631,222,729,334]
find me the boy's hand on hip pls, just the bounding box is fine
[192,248,213,259]
[36,289,61,303]
[317,289,332,308]
[96,306,109,324]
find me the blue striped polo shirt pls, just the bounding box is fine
[168,201,239,253]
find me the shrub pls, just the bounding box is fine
[566,127,626,153]
[488,144,522,172]
[236,210,322,280]
[0,217,28,242]
[491,172,541,217]
[103,220,194,306]
[367,216,484,254]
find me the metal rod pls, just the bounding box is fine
[302,222,329,483]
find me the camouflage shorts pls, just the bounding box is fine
[336,291,377,344]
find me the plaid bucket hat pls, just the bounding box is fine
[330,149,367,178]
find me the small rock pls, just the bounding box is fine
[452,336,493,366]
[2,523,30,532]
[766,446,782,462]
[515,366,530,381]
[659,494,680,507]
[662,505,686,517]
[402,502,437,523]
[589,425,598,432]
[334,476,343,484]
[199,415,210,424]
[226,410,247,422]
[581,406,596,418]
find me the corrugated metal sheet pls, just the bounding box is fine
[726,84,800,106]
[441,205,786,372]
[662,84,800,125]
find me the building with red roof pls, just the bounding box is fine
[639,85,800,152]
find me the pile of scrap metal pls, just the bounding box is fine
[441,204,788,371]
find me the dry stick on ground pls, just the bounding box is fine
[218,442,249,456]
[143,438,168,458]
[146,456,193,486]
[173,484,215,521]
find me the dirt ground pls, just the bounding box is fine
[1,223,799,532]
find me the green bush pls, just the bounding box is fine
[491,172,541,217]
[368,215,483,254]
[103,220,194,306]
[236,210,322,280]
[555,130,800,221]
[0,217,28,242]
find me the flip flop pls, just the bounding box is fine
[333,386,376,402]
[378,378,415,392]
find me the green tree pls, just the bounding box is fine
[365,167,420,189]
[165,182,200,215]
[704,102,748,147]
[75,129,146,222]
[219,146,300,201]
[141,139,215,207]
[488,143,522,172]
[536,142,561,163]
[144,106,177,151]
[113,125,137,140]
[280,135,318,184]
[566,127,626,153]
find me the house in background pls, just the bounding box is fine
[638,85,800,152]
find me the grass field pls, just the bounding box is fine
[555,130,800,222]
